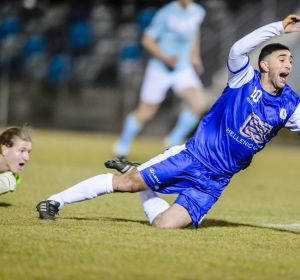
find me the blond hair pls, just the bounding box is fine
[0,125,32,147]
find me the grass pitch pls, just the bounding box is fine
[1,129,300,280]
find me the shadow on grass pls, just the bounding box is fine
[60,216,148,225]
[60,216,300,234]
[0,202,12,207]
[200,219,300,235]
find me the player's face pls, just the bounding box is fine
[2,138,32,173]
[268,50,292,90]
[178,0,192,7]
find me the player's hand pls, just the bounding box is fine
[164,55,178,70]
[282,14,300,33]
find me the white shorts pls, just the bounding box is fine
[140,65,202,104]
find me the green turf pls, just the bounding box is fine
[0,129,300,280]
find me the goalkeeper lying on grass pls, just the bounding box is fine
[0,126,32,196]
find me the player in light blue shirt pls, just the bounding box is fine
[113,0,207,158]
[37,15,300,229]
[146,0,205,71]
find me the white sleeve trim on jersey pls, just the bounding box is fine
[285,104,300,133]
[228,60,255,89]
[227,21,284,88]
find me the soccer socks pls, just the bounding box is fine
[114,114,142,157]
[165,108,199,147]
[46,173,169,223]
[47,173,114,209]
[139,189,170,224]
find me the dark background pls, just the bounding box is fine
[0,0,299,135]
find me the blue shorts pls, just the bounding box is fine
[137,145,231,226]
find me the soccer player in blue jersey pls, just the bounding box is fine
[37,15,300,229]
[113,0,207,158]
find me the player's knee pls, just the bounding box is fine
[151,204,193,229]
[151,214,167,228]
[151,214,178,229]
[112,171,145,193]
[189,100,206,116]
[134,104,158,123]
[134,111,155,123]
[184,91,207,115]
[113,173,134,192]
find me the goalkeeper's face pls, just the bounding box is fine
[2,138,32,173]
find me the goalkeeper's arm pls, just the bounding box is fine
[0,171,17,195]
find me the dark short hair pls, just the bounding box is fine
[258,43,290,65]
[0,125,31,148]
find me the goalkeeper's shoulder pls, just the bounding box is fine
[0,171,18,195]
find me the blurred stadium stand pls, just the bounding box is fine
[0,0,300,136]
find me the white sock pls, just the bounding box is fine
[47,173,114,209]
[139,188,170,224]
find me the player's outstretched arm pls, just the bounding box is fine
[282,14,300,33]
[227,15,299,74]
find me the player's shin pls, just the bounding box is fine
[113,114,142,157]
[47,173,114,208]
[139,188,170,224]
[165,108,199,147]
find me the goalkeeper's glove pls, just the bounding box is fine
[0,171,18,195]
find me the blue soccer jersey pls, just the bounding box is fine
[144,1,206,71]
[138,19,300,225]
[186,21,300,177]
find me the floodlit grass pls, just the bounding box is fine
[1,129,300,280]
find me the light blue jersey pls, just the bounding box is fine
[145,1,205,71]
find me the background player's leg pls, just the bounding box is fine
[152,203,192,229]
[165,106,199,147]
[113,102,160,158]
[114,65,170,158]
[165,86,205,147]
[113,113,142,158]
